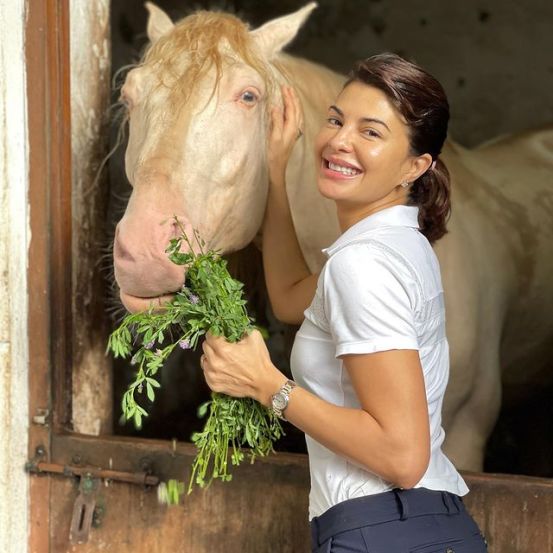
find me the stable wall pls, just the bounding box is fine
[111,0,553,148]
[0,0,30,551]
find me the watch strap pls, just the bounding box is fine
[272,379,296,420]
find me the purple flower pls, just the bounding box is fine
[144,340,155,350]
[179,339,191,350]
[130,354,140,366]
[189,294,199,304]
[155,349,163,357]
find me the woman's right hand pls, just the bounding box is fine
[267,85,304,186]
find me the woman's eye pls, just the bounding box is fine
[327,117,341,126]
[363,129,380,138]
[239,90,259,105]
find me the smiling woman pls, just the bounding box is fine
[202,53,488,552]
[315,81,429,219]
[342,56,451,243]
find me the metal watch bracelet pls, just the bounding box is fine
[271,379,297,420]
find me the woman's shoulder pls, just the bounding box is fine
[322,229,441,308]
[324,232,422,284]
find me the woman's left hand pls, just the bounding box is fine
[201,329,287,407]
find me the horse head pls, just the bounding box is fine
[114,2,317,312]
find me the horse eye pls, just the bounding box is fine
[240,90,258,105]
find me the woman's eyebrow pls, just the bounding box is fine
[329,105,391,132]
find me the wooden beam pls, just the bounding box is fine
[50,433,553,552]
[26,0,72,551]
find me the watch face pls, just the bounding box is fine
[273,393,287,411]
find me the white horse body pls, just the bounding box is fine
[113,3,553,470]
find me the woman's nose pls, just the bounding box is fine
[328,127,353,152]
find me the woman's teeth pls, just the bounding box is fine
[328,161,361,176]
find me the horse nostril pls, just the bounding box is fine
[114,236,134,262]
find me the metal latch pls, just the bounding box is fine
[25,446,160,543]
[70,474,100,544]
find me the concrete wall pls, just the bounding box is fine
[0,0,30,551]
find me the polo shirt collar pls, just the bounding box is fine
[323,205,420,257]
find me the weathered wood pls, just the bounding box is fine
[70,0,113,436]
[47,433,553,553]
[461,471,553,552]
[25,0,72,551]
[50,433,310,552]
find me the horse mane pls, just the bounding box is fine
[140,11,278,107]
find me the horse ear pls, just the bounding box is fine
[145,2,174,43]
[251,2,317,59]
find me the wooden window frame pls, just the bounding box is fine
[26,0,71,548]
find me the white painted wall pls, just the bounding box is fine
[0,0,30,551]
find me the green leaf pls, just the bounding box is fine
[146,377,160,388]
[197,401,210,418]
[133,411,142,429]
[146,382,155,402]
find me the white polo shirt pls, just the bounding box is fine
[290,204,469,521]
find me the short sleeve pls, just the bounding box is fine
[323,243,420,358]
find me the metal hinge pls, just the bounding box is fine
[25,445,160,543]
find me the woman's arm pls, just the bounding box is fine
[202,332,431,489]
[283,349,431,488]
[263,85,318,325]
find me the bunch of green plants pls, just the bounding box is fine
[107,218,284,502]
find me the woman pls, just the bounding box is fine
[200,53,488,552]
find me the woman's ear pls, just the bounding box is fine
[406,153,433,183]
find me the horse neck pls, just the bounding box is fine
[268,53,345,193]
[263,54,346,271]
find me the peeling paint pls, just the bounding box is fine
[0,0,30,551]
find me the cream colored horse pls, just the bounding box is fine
[113,2,553,471]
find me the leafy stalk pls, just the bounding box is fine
[107,217,284,502]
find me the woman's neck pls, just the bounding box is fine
[336,197,409,233]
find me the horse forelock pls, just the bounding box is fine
[139,10,279,110]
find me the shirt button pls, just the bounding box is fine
[445,549,455,553]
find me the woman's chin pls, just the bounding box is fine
[317,178,351,201]
[119,289,176,314]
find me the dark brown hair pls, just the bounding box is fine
[346,53,451,243]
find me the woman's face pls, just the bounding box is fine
[314,81,423,214]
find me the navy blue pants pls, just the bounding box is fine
[310,488,488,552]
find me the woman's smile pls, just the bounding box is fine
[321,155,364,180]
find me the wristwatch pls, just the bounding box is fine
[271,379,297,420]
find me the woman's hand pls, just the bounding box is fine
[267,85,304,186]
[201,330,288,407]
